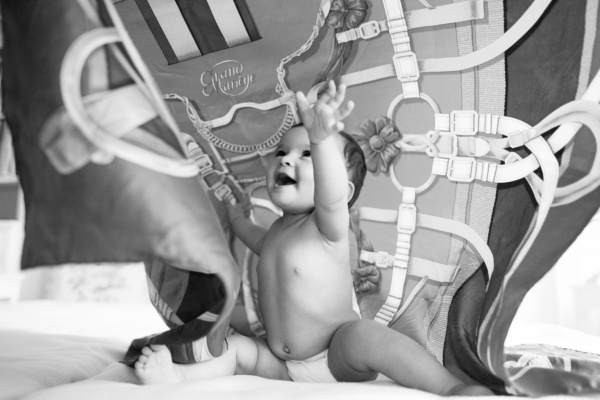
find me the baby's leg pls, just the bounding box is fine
[135,335,243,385]
[135,334,289,385]
[245,337,291,381]
[328,319,493,396]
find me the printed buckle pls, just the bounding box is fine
[375,251,391,268]
[392,51,419,83]
[426,131,457,159]
[359,20,381,40]
[508,128,535,148]
[447,157,476,182]
[504,152,522,164]
[450,110,478,135]
[192,153,213,176]
[214,184,233,202]
[397,203,417,234]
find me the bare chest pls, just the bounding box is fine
[260,223,345,284]
[257,222,354,317]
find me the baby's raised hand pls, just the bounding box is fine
[226,195,252,223]
[296,80,354,143]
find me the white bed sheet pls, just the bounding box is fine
[0,300,596,400]
[0,300,166,400]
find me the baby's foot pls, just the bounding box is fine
[134,345,183,385]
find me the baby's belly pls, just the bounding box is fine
[261,295,359,360]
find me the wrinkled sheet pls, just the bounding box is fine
[0,300,165,400]
[1,300,598,400]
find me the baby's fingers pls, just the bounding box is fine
[330,82,346,107]
[337,100,354,121]
[296,91,311,114]
[318,81,334,104]
[241,197,253,216]
[322,81,347,112]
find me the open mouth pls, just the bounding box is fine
[275,172,297,186]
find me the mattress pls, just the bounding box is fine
[1,299,598,400]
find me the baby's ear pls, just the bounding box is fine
[347,181,356,204]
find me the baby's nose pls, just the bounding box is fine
[279,156,293,166]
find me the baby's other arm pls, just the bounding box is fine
[227,199,267,256]
[296,81,354,243]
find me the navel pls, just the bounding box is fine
[293,267,301,275]
[283,345,290,354]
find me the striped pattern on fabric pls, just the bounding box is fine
[135,0,261,64]
[122,259,228,366]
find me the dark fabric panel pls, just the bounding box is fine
[123,297,225,365]
[177,271,224,322]
[134,0,179,65]
[484,0,586,319]
[482,179,538,319]
[1,0,235,271]
[234,0,261,41]
[1,0,237,372]
[485,136,600,381]
[176,0,228,54]
[168,341,197,364]
[444,0,590,393]
[443,268,505,390]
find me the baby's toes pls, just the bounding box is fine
[141,346,154,356]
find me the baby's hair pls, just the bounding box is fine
[338,132,379,295]
[338,131,366,208]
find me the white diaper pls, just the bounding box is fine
[193,335,230,362]
[286,350,337,383]
[192,336,214,361]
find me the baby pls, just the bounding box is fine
[135,81,493,396]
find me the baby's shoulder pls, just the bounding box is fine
[265,215,325,246]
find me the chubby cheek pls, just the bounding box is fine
[265,165,277,189]
[300,168,315,193]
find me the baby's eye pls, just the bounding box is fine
[302,150,311,157]
[275,150,286,157]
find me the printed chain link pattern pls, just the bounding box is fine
[161,1,330,154]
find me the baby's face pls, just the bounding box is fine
[267,126,348,214]
[267,126,315,214]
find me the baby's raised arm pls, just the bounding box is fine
[296,81,354,243]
